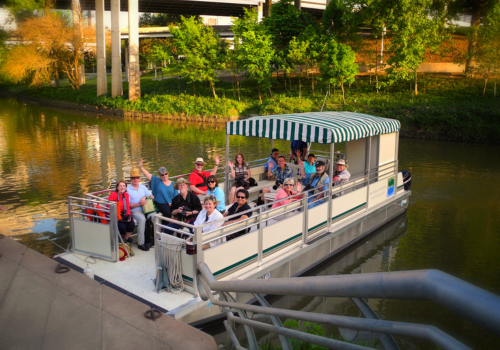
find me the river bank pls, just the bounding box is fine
[2,74,499,142]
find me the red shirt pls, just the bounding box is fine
[188,170,212,195]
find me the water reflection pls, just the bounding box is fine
[1,96,500,347]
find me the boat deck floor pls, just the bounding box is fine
[56,247,196,313]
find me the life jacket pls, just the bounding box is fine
[307,172,329,195]
[85,204,107,224]
[108,192,130,220]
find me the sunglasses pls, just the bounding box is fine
[160,173,168,176]
[207,181,216,183]
[284,184,293,186]
[195,163,204,166]
[130,177,140,179]
[236,196,246,199]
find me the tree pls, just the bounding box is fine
[139,13,198,28]
[298,25,324,96]
[2,5,95,89]
[5,0,45,24]
[319,39,358,102]
[287,37,308,99]
[322,0,363,45]
[263,0,316,88]
[169,16,224,98]
[473,3,500,95]
[385,0,447,95]
[442,0,497,74]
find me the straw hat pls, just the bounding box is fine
[193,157,207,165]
[173,178,191,189]
[335,159,349,168]
[129,169,141,177]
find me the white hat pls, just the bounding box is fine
[193,157,207,165]
[335,159,348,168]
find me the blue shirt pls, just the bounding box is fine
[302,162,317,185]
[265,157,278,172]
[207,187,225,212]
[127,184,152,212]
[150,175,178,204]
[291,140,307,156]
[308,175,329,205]
[272,165,294,183]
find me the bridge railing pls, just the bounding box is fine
[196,262,500,350]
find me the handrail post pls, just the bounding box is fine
[193,226,204,295]
[366,136,372,208]
[109,202,119,262]
[258,206,263,266]
[68,197,74,252]
[394,131,399,190]
[327,143,334,231]
[225,134,230,205]
[302,191,309,245]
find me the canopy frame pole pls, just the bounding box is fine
[366,137,372,208]
[225,134,230,205]
[394,132,399,190]
[327,143,334,231]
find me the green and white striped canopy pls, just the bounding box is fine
[226,112,401,144]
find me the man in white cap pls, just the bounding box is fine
[189,156,220,196]
[332,159,350,187]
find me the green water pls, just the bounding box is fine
[0,97,499,348]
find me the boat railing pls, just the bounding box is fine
[67,196,121,262]
[197,262,500,350]
[153,160,406,293]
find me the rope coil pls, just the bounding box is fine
[159,236,185,294]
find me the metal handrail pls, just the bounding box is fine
[197,263,500,350]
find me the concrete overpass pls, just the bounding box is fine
[0,0,328,100]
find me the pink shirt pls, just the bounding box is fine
[271,188,302,209]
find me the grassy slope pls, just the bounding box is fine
[2,72,500,142]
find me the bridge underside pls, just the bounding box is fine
[0,0,323,18]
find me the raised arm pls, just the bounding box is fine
[138,159,152,181]
[211,155,220,176]
[227,160,236,178]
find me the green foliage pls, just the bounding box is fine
[5,0,45,24]
[233,9,275,101]
[321,0,363,44]
[473,2,500,95]
[169,16,225,98]
[385,0,448,95]
[319,39,358,101]
[139,13,193,27]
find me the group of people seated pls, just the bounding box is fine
[107,146,350,251]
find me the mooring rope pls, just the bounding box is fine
[159,235,185,294]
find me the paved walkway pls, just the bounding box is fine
[0,236,217,350]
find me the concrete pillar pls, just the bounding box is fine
[128,0,140,101]
[95,0,107,96]
[257,3,263,22]
[124,44,129,82]
[264,0,272,17]
[111,0,122,97]
[294,0,301,11]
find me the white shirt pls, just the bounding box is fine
[193,209,224,248]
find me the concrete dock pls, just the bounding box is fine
[0,236,217,350]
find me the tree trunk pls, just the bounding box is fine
[328,83,331,96]
[258,85,262,102]
[340,83,345,102]
[193,82,195,97]
[299,64,301,100]
[210,81,217,99]
[414,71,418,96]
[484,77,488,95]
[312,76,315,96]
[236,73,241,102]
[375,39,379,92]
[284,70,287,91]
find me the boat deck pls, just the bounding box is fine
[55,247,197,313]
